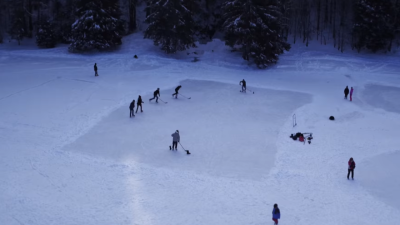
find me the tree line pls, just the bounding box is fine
[0,0,399,68]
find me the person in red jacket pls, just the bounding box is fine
[347,157,356,180]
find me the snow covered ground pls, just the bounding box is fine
[1,35,400,225]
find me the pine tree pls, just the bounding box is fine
[352,0,394,52]
[144,0,198,53]
[8,9,25,45]
[36,17,57,48]
[69,0,125,52]
[222,0,290,68]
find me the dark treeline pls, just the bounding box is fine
[0,0,399,68]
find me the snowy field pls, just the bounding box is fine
[1,34,400,225]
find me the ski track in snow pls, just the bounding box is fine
[1,34,400,225]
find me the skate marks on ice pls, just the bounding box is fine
[362,84,400,114]
[358,150,400,210]
[64,79,312,180]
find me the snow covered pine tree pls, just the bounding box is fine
[352,0,394,53]
[36,18,57,48]
[144,0,199,53]
[69,0,124,52]
[222,0,290,68]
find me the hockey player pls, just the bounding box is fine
[170,130,180,151]
[240,79,246,92]
[149,88,160,103]
[172,85,182,99]
[136,95,144,113]
[129,99,135,117]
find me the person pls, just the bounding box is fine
[129,99,135,117]
[172,85,181,99]
[240,79,246,92]
[94,63,98,76]
[344,86,349,99]
[170,130,180,151]
[149,88,160,103]
[347,157,356,180]
[350,87,354,101]
[272,204,280,225]
[136,95,144,113]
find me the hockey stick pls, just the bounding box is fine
[179,94,191,99]
[179,142,191,155]
[158,98,168,104]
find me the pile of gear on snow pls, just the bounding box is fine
[290,132,313,144]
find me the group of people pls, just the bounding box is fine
[344,86,354,101]
[128,85,183,117]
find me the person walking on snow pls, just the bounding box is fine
[129,99,135,117]
[136,95,144,113]
[149,88,160,103]
[350,87,354,101]
[170,130,180,151]
[347,157,356,180]
[344,86,349,99]
[172,85,181,99]
[94,63,99,76]
[240,79,247,92]
[272,204,281,225]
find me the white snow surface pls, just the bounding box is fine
[1,34,400,225]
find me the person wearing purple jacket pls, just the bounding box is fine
[350,87,354,101]
[272,204,281,225]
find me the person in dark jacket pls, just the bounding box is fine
[94,63,98,76]
[240,79,246,92]
[149,88,160,103]
[272,204,281,225]
[129,100,135,117]
[136,95,144,113]
[172,85,181,99]
[344,86,349,99]
[170,130,180,150]
[347,157,356,180]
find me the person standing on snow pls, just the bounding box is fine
[344,86,349,99]
[149,88,160,103]
[136,95,144,113]
[272,204,281,225]
[347,157,356,180]
[129,99,135,117]
[240,79,247,92]
[94,63,99,76]
[170,130,180,151]
[350,87,354,101]
[172,85,181,99]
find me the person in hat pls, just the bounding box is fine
[170,130,180,151]
[239,79,246,92]
[129,99,135,117]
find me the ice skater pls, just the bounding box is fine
[350,87,354,101]
[94,63,98,76]
[347,157,356,180]
[136,95,144,113]
[129,99,135,117]
[149,88,160,103]
[170,130,180,151]
[272,204,280,225]
[172,85,181,99]
[240,79,246,92]
[344,86,349,99]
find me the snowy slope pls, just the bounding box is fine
[1,34,400,225]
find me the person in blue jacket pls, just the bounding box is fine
[272,204,280,225]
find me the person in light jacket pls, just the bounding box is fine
[272,204,281,225]
[350,87,354,101]
[170,130,180,151]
